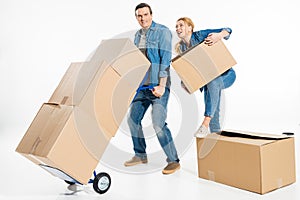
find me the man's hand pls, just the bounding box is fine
[152,85,165,98]
[153,76,167,98]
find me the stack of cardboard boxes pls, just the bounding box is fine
[16,38,150,184]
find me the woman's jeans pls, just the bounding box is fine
[203,69,236,132]
[127,87,179,163]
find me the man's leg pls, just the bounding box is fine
[125,90,150,166]
[151,88,180,174]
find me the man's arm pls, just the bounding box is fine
[152,27,172,98]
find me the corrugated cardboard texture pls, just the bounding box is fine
[196,131,295,194]
[172,40,236,94]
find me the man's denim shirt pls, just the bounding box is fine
[134,21,172,87]
[179,27,232,52]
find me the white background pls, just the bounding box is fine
[1,0,299,199]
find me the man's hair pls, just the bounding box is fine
[135,3,152,15]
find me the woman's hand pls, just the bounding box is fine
[204,29,229,46]
[204,32,222,46]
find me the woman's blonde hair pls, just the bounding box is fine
[175,17,195,54]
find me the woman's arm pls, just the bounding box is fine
[204,28,231,46]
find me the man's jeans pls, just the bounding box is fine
[127,87,179,163]
[203,69,236,132]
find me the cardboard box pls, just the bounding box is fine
[15,103,105,184]
[171,40,236,94]
[77,61,149,155]
[196,130,296,194]
[49,38,150,106]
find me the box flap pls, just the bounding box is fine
[217,130,292,146]
[222,129,291,140]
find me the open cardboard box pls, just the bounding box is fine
[171,40,236,94]
[196,130,296,194]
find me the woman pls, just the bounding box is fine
[175,17,236,137]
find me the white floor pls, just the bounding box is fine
[1,125,299,200]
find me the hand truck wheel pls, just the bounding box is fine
[93,172,111,194]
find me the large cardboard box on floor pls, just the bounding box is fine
[16,38,150,184]
[196,130,296,194]
[171,40,236,94]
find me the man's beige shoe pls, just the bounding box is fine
[124,156,148,167]
[162,162,180,175]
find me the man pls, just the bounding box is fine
[124,3,180,175]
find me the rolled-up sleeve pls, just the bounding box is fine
[158,28,172,78]
[222,27,232,40]
[199,27,232,41]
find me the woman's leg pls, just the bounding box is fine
[202,69,236,132]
